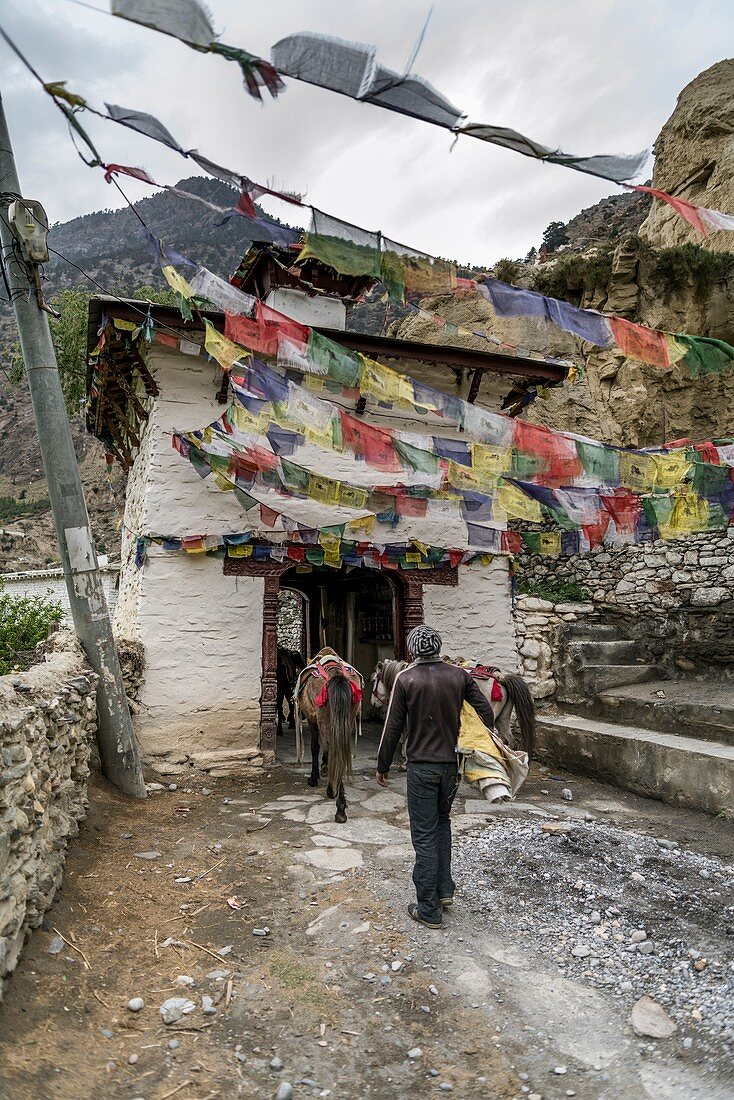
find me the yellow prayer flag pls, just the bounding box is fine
[404,552,421,563]
[204,320,250,372]
[318,531,341,555]
[231,403,269,434]
[323,550,341,568]
[113,317,139,333]
[347,514,375,535]
[470,443,509,479]
[337,484,368,510]
[161,264,194,299]
[446,461,483,492]
[304,425,334,450]
[496,482,543,522]
[227,543,253,557]
[652,451,692,490]
[411,539,429,557]
[619,452,656,492]
[212,472,235,492]
[308,473,339,506]
[360,357,413,405]
[669,492,709,536]
[538,532,561,557]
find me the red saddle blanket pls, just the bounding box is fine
[468,664,503,701]
[310,660,363,707]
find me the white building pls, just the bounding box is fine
[86,250,566,772]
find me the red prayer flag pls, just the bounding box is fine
[513,419,582,483]
[259,504,280,527]
[628,185,709,237]
[600,489,641,533]
[224,302,309,358]
[340,411,402,472]
[448,549,464,568]
[156,332,179,348]
[609,316,671,369]
[501,531,522,554]
[582,512,611,549]
[395,495,428,518]
[103,163,157,186]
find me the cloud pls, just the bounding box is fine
[1,0,732,265]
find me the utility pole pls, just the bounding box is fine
[0,91,146,798]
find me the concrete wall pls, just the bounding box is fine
[0,569,118,625]
[424,558,518,671]
[0,634,96,998]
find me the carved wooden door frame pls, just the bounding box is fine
[223,559,458,754]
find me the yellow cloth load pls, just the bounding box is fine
[457,702,529,801]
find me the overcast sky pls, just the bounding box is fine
[1,0,732,267]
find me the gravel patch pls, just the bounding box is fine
[453,819,734,1060]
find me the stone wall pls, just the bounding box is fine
[0,633,97,998]
[518,528,734,672]
[513,594,597,700]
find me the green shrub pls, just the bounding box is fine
[493,258,521,284]
[651,244,734,302]
[0,496,50,522]
[517,577,589,603]
[531,248,613,302]
[0,588,64,674]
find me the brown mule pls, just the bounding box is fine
[296,647,362,823]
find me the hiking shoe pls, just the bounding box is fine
[407,903,442,929]
[440,897,454,909]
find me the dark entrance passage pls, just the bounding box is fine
[279,566,404,688]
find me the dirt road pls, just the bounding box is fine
[0,752,732,1100]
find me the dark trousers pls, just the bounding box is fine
[406,761,459,924]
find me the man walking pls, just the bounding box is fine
[376,625,498,929]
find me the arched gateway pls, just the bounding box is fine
[223,556,459,755]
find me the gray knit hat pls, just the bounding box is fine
[406,625,442,658]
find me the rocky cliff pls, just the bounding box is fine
[640,59,734,254]
[393,61,734,448]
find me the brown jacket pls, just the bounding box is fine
[377,658,496,773]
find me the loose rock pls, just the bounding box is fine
[126,997,144,1012]
[630,996,677,1039]
[160,997,196,1025]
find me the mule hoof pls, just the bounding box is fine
[335,811,347,824]
[307,777,318,787]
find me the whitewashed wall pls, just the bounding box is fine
[424,558,518,671]
[115,348,265,762]
[114,308,519,761]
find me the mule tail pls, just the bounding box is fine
[327,673,354,793]
[502,673,536,759]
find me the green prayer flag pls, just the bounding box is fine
[394,438,440,475]
[575,440,620,485]
[307,330,363,387]
[298,211,381,279]
[676,334,734,378]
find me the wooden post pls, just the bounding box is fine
[403,577,424,645]
[260,574,280,758]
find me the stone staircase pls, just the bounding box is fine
[556,621,662,701]
[535,622,734,816]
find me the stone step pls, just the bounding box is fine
[566,638,641,666]
[565,623,623,642]
[593,679,734,748]
[535,713,734,816]
[576,663,661,695]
